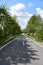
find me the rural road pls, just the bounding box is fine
[0,34,43,65]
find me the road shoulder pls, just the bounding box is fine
[25,34,43,48]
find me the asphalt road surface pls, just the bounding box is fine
[0,34,43,65]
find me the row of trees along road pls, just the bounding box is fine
[0,5,21,46]
[24,15,43,41]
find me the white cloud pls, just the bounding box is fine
[18,17,29,29]
[10,3,25,16]
[28,2,34,7]
[18,15,33,29]
[10,3,33,17]
[9,3,33,29]
[10,3,25,11]
[36,8,43,19]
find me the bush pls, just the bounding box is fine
[35,30,43,41]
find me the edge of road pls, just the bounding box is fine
[25,34,43,48]
[0,35,19,50]
[30,37,43,48]
[0,34,43,50]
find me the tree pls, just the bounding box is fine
[0,5,21,37]
[35,21,43,41]
[26,15,41,36]
[0,5,9,36]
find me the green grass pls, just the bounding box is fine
[25,33,43,42]
[0,35,9,47]
[0,35,16,47]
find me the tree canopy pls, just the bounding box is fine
[0,5,21,45]
[24,15,43,41]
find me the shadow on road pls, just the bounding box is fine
[0,35,39,65]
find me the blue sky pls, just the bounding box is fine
[0,0,43,29]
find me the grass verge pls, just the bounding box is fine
[0,35,16,47]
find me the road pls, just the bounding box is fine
[0,34,43,65]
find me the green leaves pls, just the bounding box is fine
[25,15,43,41]
[0,5,21,45]
[35,30,43,41]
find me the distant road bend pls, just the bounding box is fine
[0,34,43,65]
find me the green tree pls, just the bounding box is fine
[26,15,41,36]
[0,5,21,36]
[35,21,43,41]
[0,4,21,45]
[0,5,9,36]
